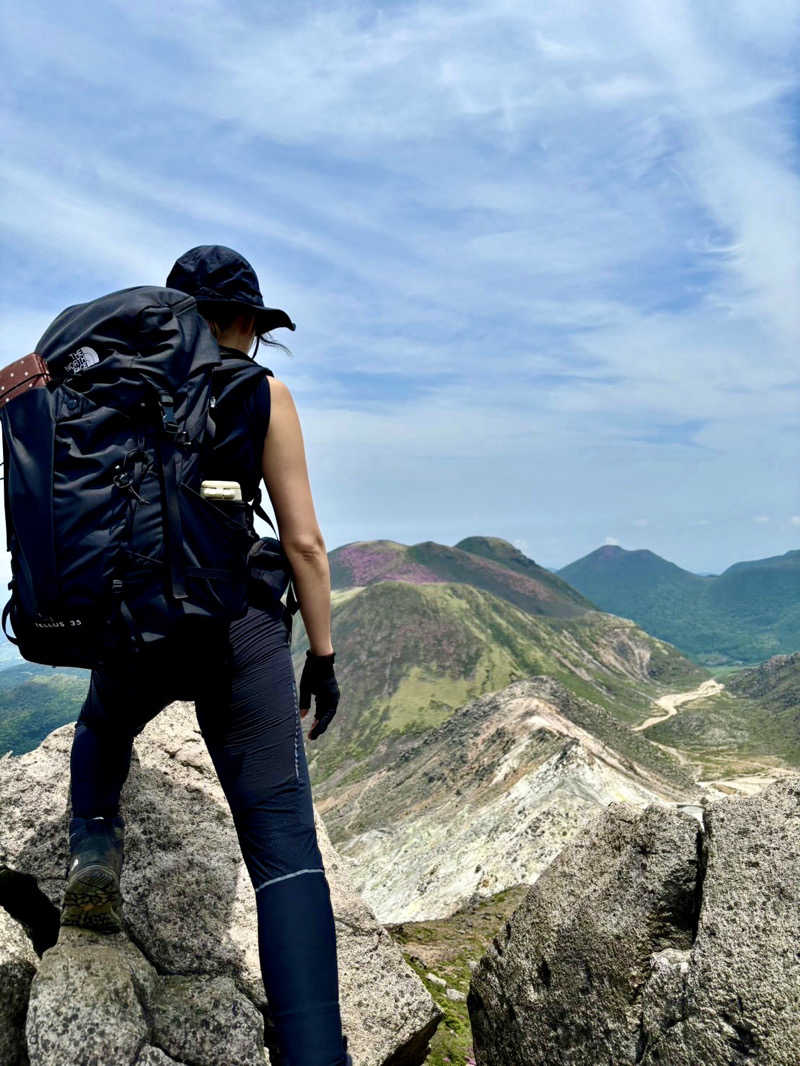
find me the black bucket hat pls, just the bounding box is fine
[166,245,295,333]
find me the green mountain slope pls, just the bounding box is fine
[294,580,706,786]
[726,650,800,707]
[559,544,800,665]
[330,538,593,619]
[455,536,594,608]
[0,663,89,756]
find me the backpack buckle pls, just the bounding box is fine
[157,392,178,437]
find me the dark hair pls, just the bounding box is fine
[197,301,292,361]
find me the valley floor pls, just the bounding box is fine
[698,765,798,797]
[633,679,724,731]
[634,679,794,798]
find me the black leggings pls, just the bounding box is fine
[69,603,347,1066]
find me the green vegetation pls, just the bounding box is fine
[559,545,800,666]
[647,688,800,776]
[642,655,800,776]
[295,579,706,789]
[385,884,531,1066]
[0,663,89,755]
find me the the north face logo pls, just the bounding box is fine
[66,346,100,375]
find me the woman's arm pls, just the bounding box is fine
[260,377,333,657]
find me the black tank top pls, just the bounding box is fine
[205,345,272,505]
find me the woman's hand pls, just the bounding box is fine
[299,651,340,739]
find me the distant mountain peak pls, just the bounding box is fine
[329,536,594,617]
[457,535,519,551]
[597,544,626,558]
[559,543,800,666]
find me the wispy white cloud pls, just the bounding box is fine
[1,0,798,572]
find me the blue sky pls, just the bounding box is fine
[2,0,799,575]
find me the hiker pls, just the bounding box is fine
[62,246,351,1066]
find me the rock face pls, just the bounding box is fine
[322,678,699,923]
[727,650,800,699]
[26,927,265,1066]
[0,703,440,1066]
[0,905,38,1066]
[468,775,800,1066]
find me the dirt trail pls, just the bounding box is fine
[698,767,796,797]
[634,678,723,732]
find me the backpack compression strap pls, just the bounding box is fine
[249,488,300,618]
[155,391,188,601]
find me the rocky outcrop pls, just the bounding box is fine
[26,927,265,1066]
[468,775,800,1065]
[0,703,440,1066]
[0,905,38,1066]
[321,678,700,923]
[727,650,800,705]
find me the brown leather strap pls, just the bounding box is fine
[0,353,51,409]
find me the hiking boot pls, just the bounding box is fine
[61,814,125,933]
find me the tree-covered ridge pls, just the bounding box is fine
[559,544,800,665]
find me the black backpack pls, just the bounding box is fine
[0,285,275,670]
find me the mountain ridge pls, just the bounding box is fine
[559,543,800,664]
[298,577,707,789]
[330,537,594,619]
[318,675,700,923]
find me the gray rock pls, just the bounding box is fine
[0,906,38,1066]
[133,1050,185,1066]
[644,774,800,1065]
[149,975,264,1066]
[26,927,154,1066]
[469,800,700,1064]
[26,927,270,1066]
[0,703,439,1066]
[640,947,691,1038]
[469,775,800,1066]
[333,677,698,924]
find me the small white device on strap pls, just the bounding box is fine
[200,480,243,502]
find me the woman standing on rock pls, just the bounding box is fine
[63,246,352,1066]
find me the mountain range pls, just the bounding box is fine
[559,543,800,665]
[3,534,799,782]
[2,532,799,942]
[297,538,706,790]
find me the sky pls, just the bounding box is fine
[2,0,799,576]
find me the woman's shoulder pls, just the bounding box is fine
[264,376,297,410]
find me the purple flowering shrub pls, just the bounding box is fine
[334,544,444,586]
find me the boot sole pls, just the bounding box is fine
[61,864,123,934]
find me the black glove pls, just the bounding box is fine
[299,650,340,740]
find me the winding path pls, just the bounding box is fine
[633,678,723,732]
